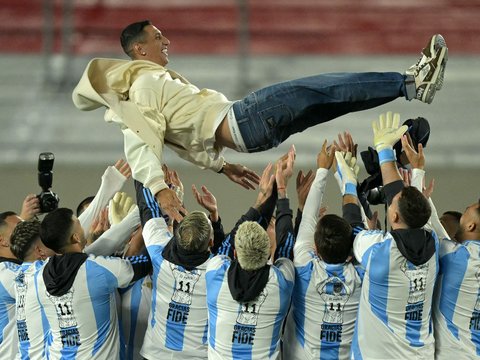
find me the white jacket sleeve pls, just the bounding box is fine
[79,165,127,237]
[123,128,168,195]
[411,168,450,240]
[294,168,329,266]
[84,206,141,256]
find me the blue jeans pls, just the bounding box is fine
[232,72,412,152]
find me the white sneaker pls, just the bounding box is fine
[406,34,448,104]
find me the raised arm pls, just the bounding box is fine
[294,141,335,264]
[372,111,409,203]
[79,159,130,236]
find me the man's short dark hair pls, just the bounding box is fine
[120,20,152,58]
[398,187,431,229]
[40,208,74,253]
[0,211,17,229]
[314,214,353,264]
[11,220,41,261]
[442,210,462,222]
[76,196,95,217]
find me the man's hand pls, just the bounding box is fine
[155,188,187,223]
[401,135,425,170]
[335,151,360,196]
[222,162,260,190]
[372,112,408,152]
[20,194,40,220]
[334,131,357,157]
[192,185,218,221]
[114,159,132,179]
[317,140,336,170]
[254,163,275,209]
[108,192,136,225]
[296,170,315,212]
[275,145,295,197]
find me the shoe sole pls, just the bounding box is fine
[422,44,448,104]
[433,35,448,90]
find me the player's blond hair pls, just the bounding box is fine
[176,211,211,252]
[235,221,270,271]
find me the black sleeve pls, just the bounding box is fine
[294,208,303,238]
[357,188,374,219]
[256,186,278,229]
[124,253,152,283]
[134,180,168,227]
[210,216,225,254]
[274,198,295,261]
[384,180,405,206]
[343,203,364,230]
[214,207,261,258]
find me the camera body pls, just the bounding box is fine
[37,152,59,213]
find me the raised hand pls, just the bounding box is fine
[276,145,295,194]
[401,135,425,170]
[114,159,132,179]
[335,151,360,196]
[296,170,315,212]
[19,194,40,220]
[192,184,218,217]
[372,112,408,152]
[222,162,260,190]
[317,140,336,170]
[254,163,276,209]
[108,192,136,225]
[155,188,187,223]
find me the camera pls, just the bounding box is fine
[37,152,59,213]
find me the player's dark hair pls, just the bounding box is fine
[314,214,353,263]
[398,186,431,229]
[120,20,152,58]
[40,208,74,253]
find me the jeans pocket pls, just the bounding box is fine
[258,104,293,148]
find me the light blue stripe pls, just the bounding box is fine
[438,248,469,340]
[344,183,357,196]
[378,148,395,165]
[17,266,31,359]
[0,281,12,345]
[206,261,228,348]
[293,263,313,347]
[86,260,116,356]
[126,280,142,360]
[143,188,160,218]
[269,267,292,357]
[320,266,346,360]
[367,239,391,328]
[34,261,51,359]
[148,245,164,328]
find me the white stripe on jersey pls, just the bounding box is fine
[140,217,210,360]
[16,261,52,360]
[351,229,439,359]
[206,255,294,360]
[283,256,362,360]
[119,276,152,360]
[433,238,480,359]
[0,260,20,359]
[34,255,135,359]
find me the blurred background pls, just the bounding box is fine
[1,0,479,228]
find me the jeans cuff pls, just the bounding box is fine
[404,74,416,101]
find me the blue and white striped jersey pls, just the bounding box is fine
[0,259,20,359]
[140,217,211,360]
[351,229,439,359]
[119,275,152,360]
[283,167,362,360]
[433,238,480,359]
[206,255,294,360]
[16,261,52,360]
[34,255,139,359]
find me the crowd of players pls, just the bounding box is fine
[0,112,478,360]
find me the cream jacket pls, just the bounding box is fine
[73,58,233,194]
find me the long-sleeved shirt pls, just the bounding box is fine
[73,59,232,195]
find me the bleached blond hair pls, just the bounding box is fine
[235,221,270,271]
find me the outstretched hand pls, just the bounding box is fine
[222,162,260,190]
[372,112,408,151]
[114,159,132,179]
[155,188,187,223]
[401,135,425,170]
[192,184,218,215]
